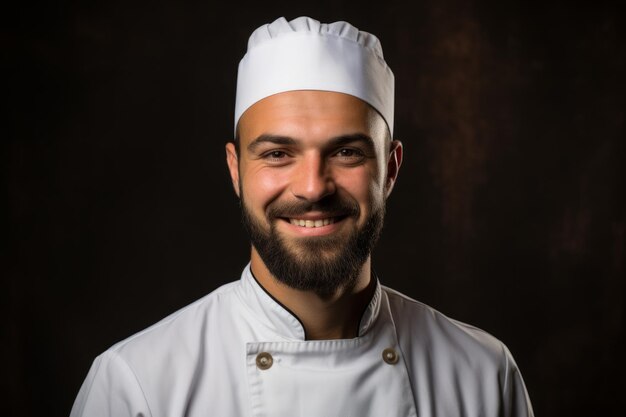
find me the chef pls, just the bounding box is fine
[71,16,534,417]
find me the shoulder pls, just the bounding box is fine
[109,279,241,364]
[383,285,510,372]
[382,286,534,416]
[71,280,245,416]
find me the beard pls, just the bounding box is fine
[240,190,385,298]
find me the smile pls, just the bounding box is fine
[288,217,337,228]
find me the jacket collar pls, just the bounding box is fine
[237,263,382,341]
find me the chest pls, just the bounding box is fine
[176,303,417,417]
[243,330,417,417]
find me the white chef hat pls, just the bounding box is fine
[234,16,395,137]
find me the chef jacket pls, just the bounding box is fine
[70,264,534,417]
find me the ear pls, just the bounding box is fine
[384,140,403,198]
[225,142,241,197]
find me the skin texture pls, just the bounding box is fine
[226,90,402,340]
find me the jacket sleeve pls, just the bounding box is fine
[500,344,534,417]
[70,350,152,417]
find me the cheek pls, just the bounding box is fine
[336,166,382,208]
[241,166,290,209]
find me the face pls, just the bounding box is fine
[226,91,402,297]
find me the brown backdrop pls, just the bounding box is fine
[4,0,624,416]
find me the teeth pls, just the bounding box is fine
[289,217,336,228]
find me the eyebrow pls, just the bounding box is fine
[330,133,376,150]
[247,133,376,153]
[247,134,297,153]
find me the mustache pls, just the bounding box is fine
[267,196,360,219]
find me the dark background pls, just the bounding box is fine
[4,0,624,416]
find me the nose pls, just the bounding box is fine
[290,155,336,202]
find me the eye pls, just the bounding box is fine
[267,150,286,159]
[335,148,365,160]
[338,149,356,157]
[260,149,291,162]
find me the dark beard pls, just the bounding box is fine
[240,192,385,298]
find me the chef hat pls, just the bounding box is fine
[234,16,395,136]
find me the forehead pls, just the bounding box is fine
[237,90,387,145]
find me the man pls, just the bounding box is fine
[71,16,533,417]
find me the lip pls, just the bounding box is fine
[277,211,347,221]
[276,215,349,237]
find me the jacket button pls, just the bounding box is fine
[256,352,273,370]
[382,347,399,365]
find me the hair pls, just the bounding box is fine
[231,127,240,155]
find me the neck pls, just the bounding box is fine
[250,248,376,340]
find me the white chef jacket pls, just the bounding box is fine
[71,264,534,417]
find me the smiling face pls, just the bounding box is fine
[226,90,402,297]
